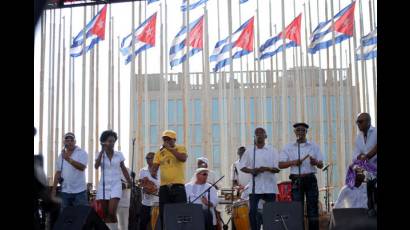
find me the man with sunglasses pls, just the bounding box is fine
[151,130,188,229]
[279,122,324,230]
[185,168,218,230]
[353,113,377,216]
[139,152,160,230]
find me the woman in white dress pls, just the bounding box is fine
[95,130,132,230]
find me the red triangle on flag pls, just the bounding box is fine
[187,16,204,49]
[234,17,254,52]
[137,13,157,46]
[333,2,355,36]
[90,5,107,40]
[282,13,302,45]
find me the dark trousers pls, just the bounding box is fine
[248,193,276,230]
[202,209,216,230]
[159,184,187,229]
[139,205,152,230]
[291,174,319,230]
[367,178,377,211]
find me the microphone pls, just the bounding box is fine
[322,164,331,171]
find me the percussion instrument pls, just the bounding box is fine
[151,202,160,230]
[277,181,292,201]
[232,200,250,230]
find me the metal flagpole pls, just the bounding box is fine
[88,6,95,186]
[54,10,62,173]
[203,3,212,167]
[351,0,361,113]
[62,16,66,138]
[39,12,46,155]
[239,0,246,147]
[137,1,144,170]
[111,16,115,131]
[164,0,169,130]
[358,0,370,113]
[108,6,112,129]
[129,0,136,168]
[159,2,164,134]
[281,0,289,146]
[47,9,55,181]
[143,2,149,155]
[369,0,377,120]
[81,4,87,149]
[118,36,121,151]
[95,39,100,187]
[68,8,72,132]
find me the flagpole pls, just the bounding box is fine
[239,0,246,147]
[87,6,95,186]
[346,49,353,164]
[203,4,212,167]
[68,8,72,132]
[347,28,357,151]
[81,4,87,149]
[324,0,333,188]
[62,16,66,138]
[369,0,377,120]
[47,9,55,181]
[39,12,46,155]
[358,0,369,112]
[95,38,100,187]
[137,1,144,170]
[72,36,76,134]
[281,0,289,146]
[159,2,164,134]
[129,0,136,168]
[110,15,114,131]
[107,5,112,129]
[143,2,149,155]
[274,24,280,148]
[54,10,62,175]
[183,0,191,150]
[164,0,169,131]
[117,36,121,151]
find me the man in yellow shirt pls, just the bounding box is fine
[151,130,188,229]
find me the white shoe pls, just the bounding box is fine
[106,222,119,230]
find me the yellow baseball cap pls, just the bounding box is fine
[162,130,177,139]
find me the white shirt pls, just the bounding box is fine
[139,166,160,206]
[190,169,219,186]
[334,184,368,209]
[238,144,279,194]
[353,126,377,167]
[280,141,324,175]
[96,151,126,200]
[185,182,218,225]
[231,159,251,187]
[56,147,88,194]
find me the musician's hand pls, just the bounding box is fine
[63,151,70,161]
[201,196,210,206]
[358,153,367,161]
[310,157,318,166]
[293,159,302,166]
[130,171,136,179]
[163,142,176,152]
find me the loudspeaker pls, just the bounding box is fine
[262,201,304,230]
[330,208,376,230]
[163,203,205,230]
[53,205,109,230]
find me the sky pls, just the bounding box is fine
[34,0,377,181]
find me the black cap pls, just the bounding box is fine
[64,132,76,139]
[293,122,309,129]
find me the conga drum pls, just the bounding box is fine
[232,200,250,230]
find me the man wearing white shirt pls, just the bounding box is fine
[185,168,219,230]
[231,146,251,192]
[239,127,280,230]
[353,113,377,215]
[139,152,160,230]
[279,122,324,230]
[52,132,89,211]
[334,171,367,209]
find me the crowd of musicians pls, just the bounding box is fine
[34,112,377,230]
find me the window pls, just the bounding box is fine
[150,100,158,123]
[212,98,218,122]
[168,100,176,124]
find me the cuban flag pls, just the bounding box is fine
[356,28,377,60]
[181,0,208,12]
[70,5,107,57]
[308,1,356,54]
[148,0,160,4]
[169,15,204,68]
[210,16,254,72]
[120,12,157,65]
[259,14,302,60]
[240,0,249,4]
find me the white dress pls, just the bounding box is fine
[96,151,126,200]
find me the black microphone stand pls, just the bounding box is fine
[323,164,330,212]
[130,138,136,189]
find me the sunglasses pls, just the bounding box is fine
[200,173,208,176]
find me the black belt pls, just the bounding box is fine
[290,173,315,178]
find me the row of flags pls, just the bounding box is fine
[70,1,376,71]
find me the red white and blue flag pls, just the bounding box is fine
[210,16,254,72]
[259,13,302,60]
[120,12,157,65]
[70,5,107,57]
[308,1,355,54]
[169,15,204,68]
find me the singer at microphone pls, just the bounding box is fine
[278,122,324,230]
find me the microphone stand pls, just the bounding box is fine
[323,164,330,213]
[191,176,225,203]
[130,138,136,189]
